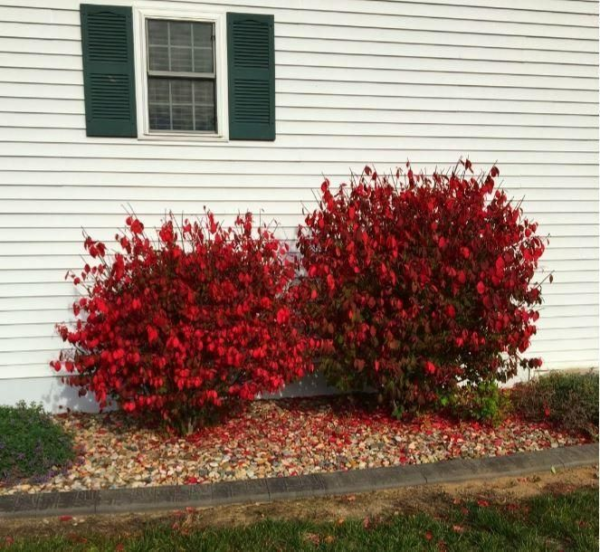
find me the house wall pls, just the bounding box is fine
[0,0,598,410]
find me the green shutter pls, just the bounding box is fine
[227,13,275,141]
[80,4,137,137]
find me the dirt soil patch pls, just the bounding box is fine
[1,465,597,540]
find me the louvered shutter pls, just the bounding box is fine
[227,13,275,141]
[80,4,137,137]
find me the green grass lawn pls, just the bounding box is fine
[3,488,598,551]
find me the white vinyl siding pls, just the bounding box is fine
[0,0,597,401]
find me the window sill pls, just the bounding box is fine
[137,132,229,143]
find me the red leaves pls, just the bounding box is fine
[326,273,335,291]
[126,216,144,234]
[146,325,159,344]
[296,160,546,415]
[495,256,505,273]
[131,220,144,234]
[53,212,316,434]
[84,237,106,258]
[425,361,437,375]
[53,159,547,429]
[207,212,218,234]
[276,307,291,325]
[158,221,176,244]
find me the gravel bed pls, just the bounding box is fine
[0,397,590,495]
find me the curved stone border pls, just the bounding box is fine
[0,443,597,519]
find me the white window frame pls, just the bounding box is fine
[133,7,229,142]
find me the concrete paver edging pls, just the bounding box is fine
[0,443,597,518]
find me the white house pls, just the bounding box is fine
[0,0,598,410]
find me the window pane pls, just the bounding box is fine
[195,105,216,131]
[148,79,169,103]
[194,81,216,131]
[171,80,193,104]
[194,48,213,73]
[149,103,171,130]
[194,80,214,106]
[172,105,194,131]
[193,23,213,73]
[148,20,168,45]
[170,22,192,48]
[170,47,193,72]
[169,21,193,72]
[148,78,216,133]
[147,19,213,74]
[193,23,212,48]
[146,19,216,133]
[148,46,169,71]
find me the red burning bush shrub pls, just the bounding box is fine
[52,212,315,434]
[296,160,547,417]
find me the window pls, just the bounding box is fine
[80,5,275,141]
[146,19,217,133]
[135,9,229,140]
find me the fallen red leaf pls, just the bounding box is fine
[67,534,88,544]
[303,532,320,545]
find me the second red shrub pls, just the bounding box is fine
[296,161,546,417]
